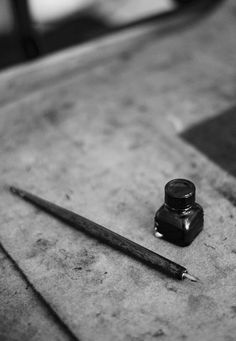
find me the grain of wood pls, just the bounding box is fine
[0,246,76,341]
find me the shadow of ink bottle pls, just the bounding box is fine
[154,179,204,246]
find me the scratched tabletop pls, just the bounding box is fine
[0,1,236,340]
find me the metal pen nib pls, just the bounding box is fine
[182,271,198,282]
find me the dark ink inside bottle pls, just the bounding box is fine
[154,179,204,246]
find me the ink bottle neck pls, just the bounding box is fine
[164,178,196,211]
[164,203,193,214]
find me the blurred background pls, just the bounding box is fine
[0,0,182,71]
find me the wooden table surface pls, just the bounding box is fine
[0,1,236,340]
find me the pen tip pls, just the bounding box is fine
[182,271,198,282]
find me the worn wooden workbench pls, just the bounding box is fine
[0,1,236,340]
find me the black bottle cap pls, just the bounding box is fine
[165,179,196,210]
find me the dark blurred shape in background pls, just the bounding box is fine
[0,0,189,70]
[0,0,220,71]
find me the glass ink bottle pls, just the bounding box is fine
[154,179,204,246]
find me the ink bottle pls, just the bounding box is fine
[154,179,204,246]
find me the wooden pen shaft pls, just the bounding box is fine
[10,187,187,279]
